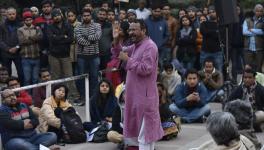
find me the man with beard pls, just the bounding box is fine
[34,0,53,68]
[47,9,79,102]
[74,9,102,105]
[0,7,24,85]
[118,19,163,150]
[97,8,112,70]
[0,88,57,150]
[200,6,224,72]
[145,5,169,69]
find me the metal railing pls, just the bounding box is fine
[0,74,90,149]
[0,74,91,122]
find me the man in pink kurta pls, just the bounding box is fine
[119,20,164,150]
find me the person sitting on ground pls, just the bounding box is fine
[161,62,182,97]
[224,100,262,149]
[0,66,9,91]
[158,82,180,140]
[107,86,125,146]
[198,57,223,101]
[228,67,264,132]
[32,68,51,108]
[244,63,264,86]
[7,76,32,106]
[169,69,211,123]
[0,88,57,150]
[90,79,118,126]
[38,84,72,140]
[196,112,256,150]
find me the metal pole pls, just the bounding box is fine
[46,82,52,99]
[85,76,90,122]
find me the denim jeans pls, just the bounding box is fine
[77,57,100,99]
[1,56,24,85]
[169,103,211,123]
[21,58,40,86]
[4,132,57,150]
[200,51,223,72]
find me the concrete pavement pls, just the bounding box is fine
[59,103,264,150]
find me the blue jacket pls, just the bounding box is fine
[172,82,208,108]
[145,16,169,49]
[0,103,39,145]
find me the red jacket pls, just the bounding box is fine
[17,90,32,106]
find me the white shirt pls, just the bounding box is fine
[136,8,151,20]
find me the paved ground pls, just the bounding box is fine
[59,103,264,150]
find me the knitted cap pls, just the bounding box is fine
[22,11,33,20]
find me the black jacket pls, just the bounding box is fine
[228,83,264,111]
[47,21,73,58]
[0,20,23,58]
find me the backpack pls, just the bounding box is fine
[60,107,87,143]
[92,122,109,143]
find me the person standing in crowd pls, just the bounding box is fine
[0,67,9,91]
[32,68,51,108]
[242,4,264,72]
[0,7,6,24]
[118,19,164,150]
[175,15,197,69]
[47,9,79,101]
[230,5,244,84]
[187,6,199,29]
[119,9,127,22]
[162,4,178,53]
[97,8,113,70]
[106,21,131,88]
[101,2,110,11]
[107,9,116,25]
[169,69,211,123]
[30,6,39,19]
[34,0,53,68]
[0,89,57,150]
[67,9,81,76]
[136,0,151,20]
[17,11,42,86]
[228,67,264,132]
[200,5,223,72]
[0,7,24,85]
[75,9,102,105]
[127,9,137,24]
[145,5,169,68]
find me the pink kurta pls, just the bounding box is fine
[123,37,164,143]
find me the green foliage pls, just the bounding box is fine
[0,0,17,8]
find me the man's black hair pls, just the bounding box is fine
[82,8,91,15]
[185,68,198,78]
[7,76,20,85]
[39,68,49,77]
[244,67,257,77]
[41,0,52,7]
[163,62,173,71]
[203,56,215,67]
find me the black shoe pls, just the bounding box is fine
[73,99,85,106]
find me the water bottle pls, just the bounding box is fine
[61,124,70,141]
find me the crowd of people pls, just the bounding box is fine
[0,0,264,150]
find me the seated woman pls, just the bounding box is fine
[90,79,118,126]
[157,82,180,140]
[38,84,72,140]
